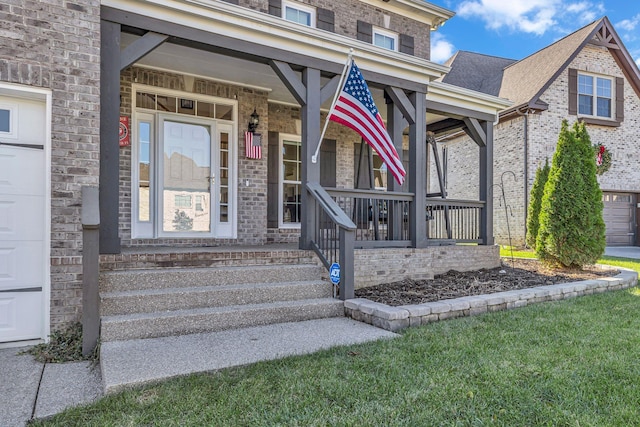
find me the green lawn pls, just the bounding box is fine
[35,257,640,427]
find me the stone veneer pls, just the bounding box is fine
[442,44,640,246]
[346,267,638,331]
[0,1,101,329]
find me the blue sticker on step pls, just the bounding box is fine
[329,263,340,285]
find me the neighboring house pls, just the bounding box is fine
[439,17,640,247]
[0,0,509,347]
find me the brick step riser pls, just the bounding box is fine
[100,255,319,272]
[100,265,327,293]
[100,282,333,316]
[100,301,345,342]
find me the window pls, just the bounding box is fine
[0,109,10,132]
[175,194,192,208]
[281,137,302,226]
[283,1,315,27]
[578,73,613,118]
[373,27,398,51]
[372,153,388,190]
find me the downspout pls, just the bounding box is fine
[516,107,530,246]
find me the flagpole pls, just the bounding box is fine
[311,48,354,164]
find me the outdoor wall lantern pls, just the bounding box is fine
[248,108,260,133]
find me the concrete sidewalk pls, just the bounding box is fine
[604,246,640,259]
[1,317,396,425]
[0,347,102,427]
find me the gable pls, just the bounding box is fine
[500,17,640,112]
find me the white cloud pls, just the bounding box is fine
[617,14,640,32]
[456,0,604,36]
[430,33,456,63]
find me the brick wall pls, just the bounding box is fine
[235,0,431,59]
[0,0,101,329]
[354,245,500,288]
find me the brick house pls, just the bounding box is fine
[0,0,509,347]
[438,17,640,247]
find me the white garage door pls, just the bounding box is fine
[603,192,635,246]
[0,92,48,343]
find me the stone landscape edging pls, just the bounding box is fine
[344,267,638,332]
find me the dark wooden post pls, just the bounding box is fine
[386,97,406,240]
[409,91,427,247]
[479,120,494,245]
[82,186,100,357]
[300,67,321,249]
[99,20,122,254]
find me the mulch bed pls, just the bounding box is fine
[355,258,619,307]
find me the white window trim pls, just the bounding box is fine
[577,72,615,120]
[279,133,302,229]
[131,84,238,240]
[0,103,18,139]
[282,1,316,28]
[373,27,399,51]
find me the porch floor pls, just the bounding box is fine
[100,317,397,394]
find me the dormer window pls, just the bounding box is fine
[283,1,315,27]
[373,27,398,51]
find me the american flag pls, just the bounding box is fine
[245,131,262,159]
[328,60,406,185]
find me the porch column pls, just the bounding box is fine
[409,92,427,247]
[386,97,406,240]
[300,67,321,249]
[99,20,122,254]
[479,120,494,245]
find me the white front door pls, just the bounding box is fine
[0,93,48,343]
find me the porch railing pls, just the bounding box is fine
[325,188,413,248]
[306,182,356,300]
[426,199,485,243]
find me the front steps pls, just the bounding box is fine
[99,246,344,342]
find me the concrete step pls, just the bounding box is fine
[100,298,345,342]
[100,281,333,316]
[99,246,318,271]
[100,318,398,394]
[100,264,327,293]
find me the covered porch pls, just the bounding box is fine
[98,1,510,297]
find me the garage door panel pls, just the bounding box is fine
[0,292,43,341]
[0,195,45,241]
[0,242,44,291]
[0,146,44,196]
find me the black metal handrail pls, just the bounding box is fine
[306,182,356,300]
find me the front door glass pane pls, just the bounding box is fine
[219,131,229,223]
[138,122,151,222]
[162,120,211,233]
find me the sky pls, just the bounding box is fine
[427,0,640,66]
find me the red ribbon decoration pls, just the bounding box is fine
[597,145,605,166]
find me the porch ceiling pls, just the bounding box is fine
[122,33,453,125]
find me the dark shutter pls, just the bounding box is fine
[267,131,280,228]
[568,68,578,115]
[357,21,373,43]
[399,34,414,56]
[354,143,372,189]
[320,139,336,187]
[616,77,624,123]
[221,0,239,4]
[317,8,335,32]
[268,0,281,17]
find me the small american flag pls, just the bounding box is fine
[245,131,262,159]
[328,59,405,185]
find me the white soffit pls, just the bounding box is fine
[427,81,512,116]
